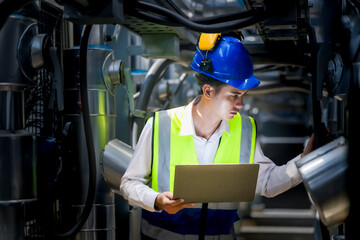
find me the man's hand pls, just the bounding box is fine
[155,192,196,214]
[301,133,315,158]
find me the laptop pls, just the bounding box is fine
[173,164,259,203]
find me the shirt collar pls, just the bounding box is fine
[178,96,231,137]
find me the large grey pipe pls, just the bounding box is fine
[101,139,133,195]
[0,15,38,240]
[102,139,142,240]
[63,47,119,239]
[296,137,349,228]
[132,58,174,147]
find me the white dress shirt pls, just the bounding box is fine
[120,98,303,212]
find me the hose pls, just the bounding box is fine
[52,24,97,239]
[132,59,174,147]
[130,10,182,27]
[130,5,257,26]
[131,1,269,33]
[193,9,257,24]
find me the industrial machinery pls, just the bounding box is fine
[0,0,358,239]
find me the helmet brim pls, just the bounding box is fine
[191,64,260,90]
[228,74,261,90]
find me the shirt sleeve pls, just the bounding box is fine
[120,119,160,212]
[254,140,303,198]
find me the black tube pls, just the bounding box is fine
[133,1,268,33]
[135,59,174,113]
[192,9,257,24]
[133,59,174,142]
[52,24,97,239]
[130,10,182,27]
[198,203,208,240]
[129,5,257,26]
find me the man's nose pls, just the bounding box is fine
[235,97,244,109]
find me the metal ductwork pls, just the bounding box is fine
[296,137,349,228]
[62,45,125,239]
[0,14,46,240]
[101,139,133,195]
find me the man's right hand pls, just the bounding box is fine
[155,192,196,214]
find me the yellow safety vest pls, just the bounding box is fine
[151,106,257,193]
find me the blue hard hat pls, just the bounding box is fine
[190,36,260,90]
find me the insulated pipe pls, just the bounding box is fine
[62,45,118,240]
[132,58,174,146]
[296,137,349,227]
[0,15,37,240]
[101,139,134,195]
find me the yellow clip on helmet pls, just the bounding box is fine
[191,33,260,90]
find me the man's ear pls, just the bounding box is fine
[202,84,214,99]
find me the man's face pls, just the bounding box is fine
[211,84,248,121]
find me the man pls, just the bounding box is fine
[120,33,314,239]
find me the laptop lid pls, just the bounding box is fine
[173,164,259,203]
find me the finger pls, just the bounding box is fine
[170,202,196,211]
[168,198,184,207]
[166,202,197,214]
[163,191,174,200]
[181,202,197,208]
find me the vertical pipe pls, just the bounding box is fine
[0,206,24,240]
[63,46,117,239]
[132,59,174,146]
[0,15,37,240]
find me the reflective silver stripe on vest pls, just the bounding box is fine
[141,219,234,240]
[191,202,240,210]
[239,115,253,164]
[157,110,172,192]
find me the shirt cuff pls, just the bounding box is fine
[144,190,161,212]
[287,154,303,184]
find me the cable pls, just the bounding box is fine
[129,4,257,26]
[132,1,269,33]
[135,1,264,32]
[192,9,257,24]
[51,24,97,239]
[198,203,208,240]
[130,10,182,27]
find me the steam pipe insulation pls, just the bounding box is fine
[132,59,174,146]
[101,139,134,195]
[0,14,37,240]
[52,24,97,239]
[131,1,269,33]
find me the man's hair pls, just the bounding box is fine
[195,73,226,94]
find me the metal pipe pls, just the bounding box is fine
[296,137,349,228]
[132,58,174,146]
[0,206,24,240]
[63,46,118,239]
[0,15,37,240]
[101,139,134,195]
